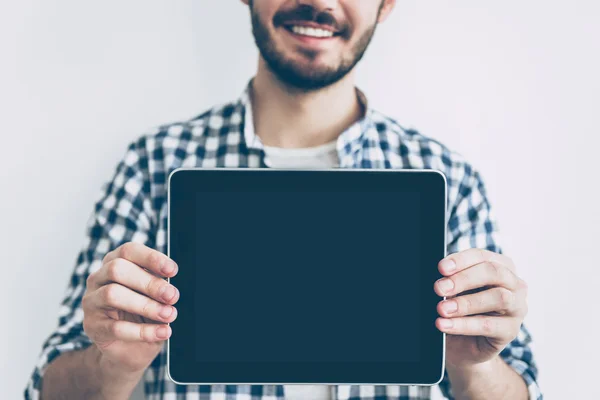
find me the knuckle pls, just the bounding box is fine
[488,261,505,283]
[477,293,488,310]
[519,278,529,292]
[101,251,112,265]
[461,296,473,314]
[478,248,489,261]
[141,298,154,318]
[499,288,514,309]
[146,278,162,298]
[109,321,121,337]
[81,293,91,310]
[106,260,123,282]
[148,251,162,269]
[102,284,119,305]
[454,318,465,331]
[119,242,135,260]
[140,325,153,342]
[85,274,94,289]
[481,317,494,335]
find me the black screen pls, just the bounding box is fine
[168,169,446,385]
[192,190,421,363]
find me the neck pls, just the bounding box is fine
[250,57,364,148]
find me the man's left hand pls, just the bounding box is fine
[434,248,529,368]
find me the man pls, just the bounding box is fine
[25,0,542,399]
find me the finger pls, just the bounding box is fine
[95,319,172,343]
[85,283,178,323]
[87,258,179,305]
[434,261,520,297]
[102,242,178,278]
[436,316,518,342]
[437,287,519,318]
[438,248,515,276]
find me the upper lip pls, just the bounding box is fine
[282,21,339,33]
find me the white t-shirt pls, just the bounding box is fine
[261,140,338,400]
[262,140,339,169]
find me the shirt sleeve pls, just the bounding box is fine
[437,163,543,400]
[24,140,156,400]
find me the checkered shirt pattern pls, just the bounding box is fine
[25,81,542,400]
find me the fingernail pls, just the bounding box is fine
[161,260,177,275]
[439,319,453,329]
[443,300,458,314]
[440,258,456,273]
[437,278,454,294]
[159,306,173,319]
[156,325,171,339]
[160,285,176,301]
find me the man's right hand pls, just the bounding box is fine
[82,242,179,375]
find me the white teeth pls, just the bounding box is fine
[290,25,334,38]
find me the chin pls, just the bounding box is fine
[286,52,339,69]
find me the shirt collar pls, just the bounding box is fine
[238,78,377,168]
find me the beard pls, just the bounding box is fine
[249,2,380,92]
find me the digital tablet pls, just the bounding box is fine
[167,168,447,386]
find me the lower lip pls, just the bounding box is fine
[282,27,339,46]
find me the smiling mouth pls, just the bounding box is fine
[283,24,341,39]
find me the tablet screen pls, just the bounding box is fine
[193,190,421,364]
[168,169,446,385]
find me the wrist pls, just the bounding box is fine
[446,355,499,376]
[446,356,505,399]
[86,345,143,399]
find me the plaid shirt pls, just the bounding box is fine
[25,81,542,400]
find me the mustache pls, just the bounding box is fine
[273,5,348,34]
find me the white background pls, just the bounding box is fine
[1,1,599,399]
